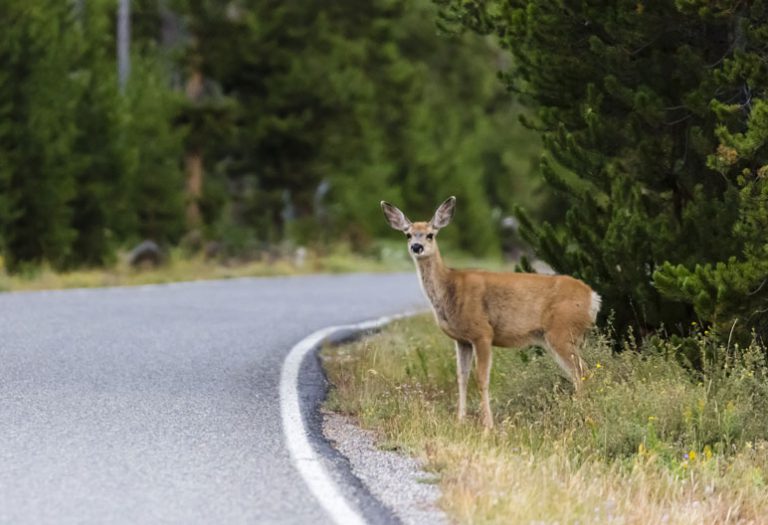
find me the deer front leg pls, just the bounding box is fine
[455,340,473,421]
[473,338,493,429]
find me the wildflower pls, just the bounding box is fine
[703,445,713,461]
[648,416,657,422]
[595,362,603,369]
[689,450,697,461]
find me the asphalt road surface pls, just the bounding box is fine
[0,273,426,524]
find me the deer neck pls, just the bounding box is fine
[414,248,450,307]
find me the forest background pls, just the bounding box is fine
[2,0,767,343]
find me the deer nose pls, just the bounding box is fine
[411,243,424,254]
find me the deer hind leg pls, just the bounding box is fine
[455,341,473,422]
[543,328,587,390]
[473,338,494,429]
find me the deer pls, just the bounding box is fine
[381,196,601,429]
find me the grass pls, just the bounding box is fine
[322,315,768,524]
[0,245,412,293]
[0,241,514,293]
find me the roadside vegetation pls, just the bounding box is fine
[0,243,518,293]
[324,315,768,524]
[0,246,403,293]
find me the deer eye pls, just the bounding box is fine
[426,233,434,240]
[406,233,412,239]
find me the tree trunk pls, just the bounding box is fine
[117,0,130,92]
[185,149,203,227]
[184,69,204,229]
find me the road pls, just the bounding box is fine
[0,273,426,524]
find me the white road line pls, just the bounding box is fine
[279,314,411,525]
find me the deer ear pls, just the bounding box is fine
[430,196,456,229]
[380,201,412,232]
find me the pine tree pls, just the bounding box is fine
[654,8,768,339]
[439,0,768,337]
[123,58,186,244]
[0,1,186,270]
[64,0,135,267]
[0,1,81,271]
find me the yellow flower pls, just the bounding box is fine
[704,445,713,461]
[595,362,603,369]
[689,450,697,461]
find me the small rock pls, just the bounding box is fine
[128,240,163,269]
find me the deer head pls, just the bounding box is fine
[380,197,456,259]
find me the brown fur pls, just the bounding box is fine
[382,198,600,429]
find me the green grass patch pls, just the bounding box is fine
[323,315,768,524]
[0,241,515,293]
[0,246,411,293]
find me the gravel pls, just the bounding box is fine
[323,412,449,525]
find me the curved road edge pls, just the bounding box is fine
[279,312,420,525]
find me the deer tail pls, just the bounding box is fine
[589,291,602,323]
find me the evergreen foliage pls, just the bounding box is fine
[122,58,186,244]
[0,1,80,271]
[0,1,185,271]
[439,0,768,337]
[0,0,547,271]
[181,0,539,254]
[66,1,133,267]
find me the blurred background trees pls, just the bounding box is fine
[179,0,546,256]
[2,0,767,342]
[0,0,184,271]
[0,0,544,272]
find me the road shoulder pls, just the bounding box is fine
[323,412,448,525]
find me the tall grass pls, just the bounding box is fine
[323,315,768,524]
